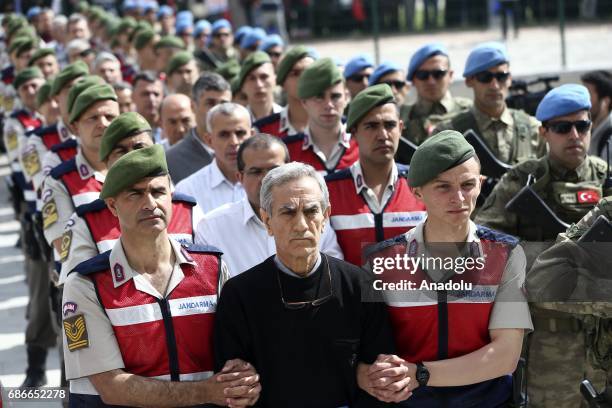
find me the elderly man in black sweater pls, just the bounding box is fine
[214,162,411,407]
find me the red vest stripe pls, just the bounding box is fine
[14,111,43,132]
[282,135,359,175]
[327,173,426,265]
[50,159,103,208]
[91,251,219,379]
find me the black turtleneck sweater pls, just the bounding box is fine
[213,255,395,408]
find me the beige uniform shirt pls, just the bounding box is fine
[42,150,105,245]
[382,220,533,331]
[62,238,230,395]
[59,203,205,285]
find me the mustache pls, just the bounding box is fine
[137,208,166,221]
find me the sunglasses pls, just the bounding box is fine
[348,74,370,83]
[545,120,592,134]
[381,80,406,89]
[267,51,282,58]
[213,32,231,38]
[413,69,447,81]
[276,254,333,310]
[474,71,510,84]
[79,48,94,58]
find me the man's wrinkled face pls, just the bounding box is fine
[116,88,136,114]
[74,100,120,153]
[242,63,276,106]
[160,100,194,145]
[302,82,347,130]
[68,19,90,40]
[18,78,45,111]
[35,54,60,78]
[96,60,122,84]
[466,63,511,112]
[261,176,330,262]
[107,175,173,236]
[412,157,481,227]
[106,132,154,167]
[541,110,591,170]
[412,55,453,103]
[208,112,252,172]
[238,143,287,210]
[133,80,164,123]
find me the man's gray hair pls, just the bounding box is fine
[192,72,231,102]
[66,38,89,55]
[260,162,330,215]
[206,102,251,134]
[68,13,87,25]
[93,51,120,71]
[53,15,67,26]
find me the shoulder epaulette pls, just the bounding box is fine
[476,225,519,247]
[9,109,27,119]
[171,192,197,205]
[281,133,305,144]
[253,112,281,128]
[363,233,408,260]
[396,163,410,178]
[324,167,352,182]
[25,128,36,137]
[49,158,77,179]
[73,250,111,276]
[182,243,223,256]
[33,123,58,137]
[51,138,78,152]
[75,199,107,216]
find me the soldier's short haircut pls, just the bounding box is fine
[112,81,133,93]
[93,52,120,71]
[192,72,231,102]
[206,102,251,134]
[581,70,612,100]
[133,70,162,89]
[237,133,289,172]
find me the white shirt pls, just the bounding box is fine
[303,124,351,171]
[349,161,399,214]
[248,102,282,123]
[195,198,344,276]
[174,159,246,214]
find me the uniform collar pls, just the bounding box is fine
[302,124,351,151]
[57,118,75,142]
[241,197,264,227]
[403,219,483,259]
[248,103,283,123]
[547,155,589,181]
[414,91,454,116]
[472,105,513,130]
[75,150,106,182]
[279,105,300,135]
[209,158,237,189]
[349,160,398,195]
[109,238,197,289]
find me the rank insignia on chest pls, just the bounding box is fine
[559,192,577,204]
[42,199,59,229]
[113,263,125,282]
[64,314,89,351]
[577,190,600,204]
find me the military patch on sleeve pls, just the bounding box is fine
[63,314,89,351]
[59,229,73,262]
[22,150,41,176]
[42,199,59,229]
[4,96,14,112]
[6,131,18,151]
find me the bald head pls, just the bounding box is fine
[160,94,195,146]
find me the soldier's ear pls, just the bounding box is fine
[105,198,119,217]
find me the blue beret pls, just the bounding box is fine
[27,7,41,20]
[176,21,193,35]
[241,27,266,49]
[344,54,374,79]
[142,1,158,13]
[212,19,231,34]
[194,20,211,37]
[157,5,173,18]
[463,42,509,77]
[234,26,252,43]
[407,43,448,80]
[123,0,137,11]
[176,10,193,24]
[369,61,401,86]
[259,34,284,52]
[535,84,592,122]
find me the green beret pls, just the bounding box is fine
[346,84,394,130]
[134,28,157,50]
[408,130,476,187]
[9,27,37,43]
[100,145,168,199]
[129,21,153,42]
[155,35,186,50]
[230,77,241,94]
[9,36,36,55]
[36,80,54,108]
[276,45,311,85]
[69,84,117,123]
[7,17,27,38]
[215,59,240,82]
[77,1,90,12]
[116,17,137,36]
[166,51,193,75]
[237,51,271,91]
[100,112,152,161]
[297,57,342,99]
[67,75,106,115]
[28,48,55,66]
[14,67,44,90]
[51,61,89,95]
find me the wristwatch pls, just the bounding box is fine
[415,362,430,387]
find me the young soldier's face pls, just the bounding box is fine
[35,55,60,78]
[302,82,347,130]
[412,55,452,103]
[540,110,591,170]
[378,70,409,106]
[354,103,402,165]
[74,100,120,154]
[466,63,512,112]
[16,50,34,71]
[242,63,276,106]
[106,132,155,167]
[18,78,45,111]
[412,157,481,227]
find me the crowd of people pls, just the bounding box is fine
[1,3,612,407]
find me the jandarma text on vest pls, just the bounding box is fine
[371,254,486,275]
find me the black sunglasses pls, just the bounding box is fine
[413,69,447,81]
[213,32,230,38]
[276,254,333,310]
[79,48,94,58]
[474,71,510,84]
[545,120,592,134]
[267,51,282,58]
[348,74,370,83]
[381,80,406,89]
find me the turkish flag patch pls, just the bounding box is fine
[576,190,601,204]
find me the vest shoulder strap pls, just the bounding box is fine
[171,192,197,206]
[182,243,223,256]
[324,167,352,183]
[363,233,408,260]
[451,110,479,134]
[475,225,519,247]
[73,250,111,276]
[51,138,77,152]
[396,163,410,178]
[49,157,76,179]
[281,133,305,144]
[253,112,281,129]
[75,199,107,216]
